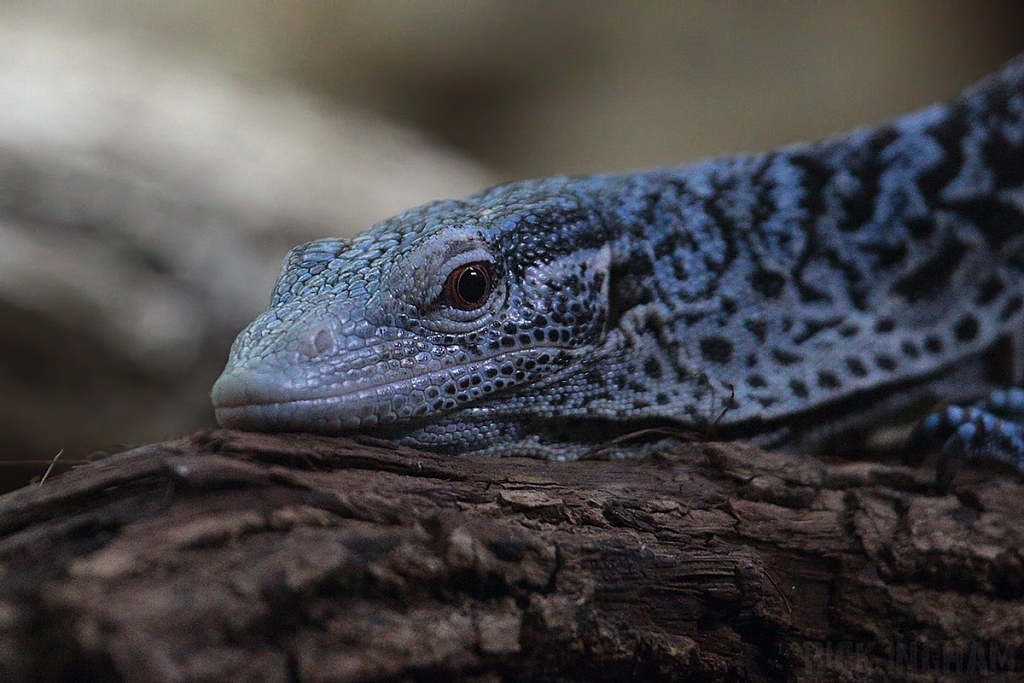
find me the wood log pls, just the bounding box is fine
[0,430,1021,682]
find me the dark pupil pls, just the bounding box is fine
[457,266,488,303]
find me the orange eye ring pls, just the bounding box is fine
[443,262,492,310]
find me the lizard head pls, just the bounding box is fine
[211,177,614,438]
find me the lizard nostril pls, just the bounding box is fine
[299,327,336,359]
[313,329,335,356]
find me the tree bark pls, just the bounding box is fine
[0,430,1021,682]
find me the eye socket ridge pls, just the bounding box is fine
[442,261,493,310]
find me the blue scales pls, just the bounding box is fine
[213,55,1024,486]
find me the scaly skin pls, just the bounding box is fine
[212,56,1024,461]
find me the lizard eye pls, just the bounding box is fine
[443,261,492,310]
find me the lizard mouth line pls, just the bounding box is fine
[211,344,572,429]
[214,395,367,432]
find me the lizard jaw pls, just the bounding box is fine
[213,395,371,432]
[211,365,410,432]
[211,346,568,433]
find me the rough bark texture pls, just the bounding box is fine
[0,431,1022,683]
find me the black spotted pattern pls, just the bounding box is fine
[216,55,1024,458]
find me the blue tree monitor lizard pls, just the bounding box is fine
[212,55,1024,482]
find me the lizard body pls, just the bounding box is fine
[212,56,1024,461]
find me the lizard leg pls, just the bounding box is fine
[908,394,1024,489]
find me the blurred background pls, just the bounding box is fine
[1,1,1023,491]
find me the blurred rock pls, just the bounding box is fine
[9,2,1024,179]
[0,21,492,488]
